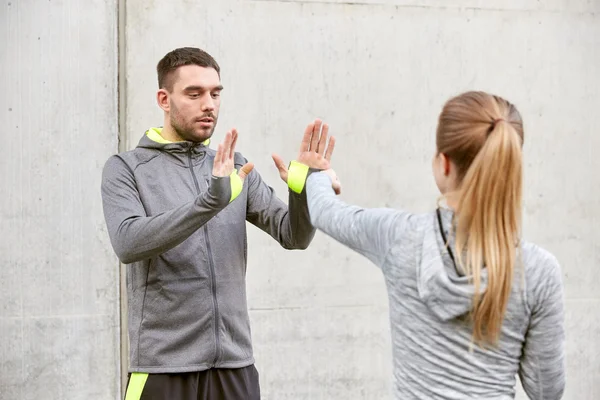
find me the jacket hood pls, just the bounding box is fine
[137,127,211,151]
[417,208,488,321]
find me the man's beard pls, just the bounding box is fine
[170,102,217,143]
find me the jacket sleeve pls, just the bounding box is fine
[519,255,566,400]
[244,162,316,250]
[305,172,409,267]
[101,155,233,264]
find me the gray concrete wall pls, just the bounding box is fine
[0,1,121,399]
[124,1,600,399]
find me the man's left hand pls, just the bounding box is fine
[272,119,336,183]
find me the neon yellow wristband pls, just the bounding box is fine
[287,160,310,194]
[229,170,243,202]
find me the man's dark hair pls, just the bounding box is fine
[157,47,220,91]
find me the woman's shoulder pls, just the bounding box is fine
[520,240,562,277]
[519,240,564,309]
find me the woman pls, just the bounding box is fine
[305,91,565,399]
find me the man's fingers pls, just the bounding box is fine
[299,123,314,155]
[271,153,289,182]
[238,162,254,180]
[324,135,336,161]
[215,143,224,166]
[229,129,238,160]
[310,119,322,151]
[212,143,225,176]
[271,153,287,174]
[221,131,232,162]
[317,123,329,155]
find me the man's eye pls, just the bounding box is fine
[211,93,220,99]
[189,94,200,99]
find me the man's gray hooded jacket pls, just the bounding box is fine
[101,128,315,372]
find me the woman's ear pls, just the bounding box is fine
[439,153,452,176]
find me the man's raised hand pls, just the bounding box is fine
[213,129,254,179]
[271,119,336,183]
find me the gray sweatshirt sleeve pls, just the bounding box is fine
[306,172,408,267]
[519,255,566,400]
[244,165,316,250]
[101,155,232,264]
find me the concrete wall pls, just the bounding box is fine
[0,1,120,399]
[125,1,600,399]
[2,0,598,399]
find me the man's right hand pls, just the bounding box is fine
[213,128,254,179]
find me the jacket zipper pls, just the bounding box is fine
[188,147,221,367]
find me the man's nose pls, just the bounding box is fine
[201,93,215,112]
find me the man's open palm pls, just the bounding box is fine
[213,129,254,179]
[272,119,336,183]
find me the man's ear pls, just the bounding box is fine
[157,89,170,112]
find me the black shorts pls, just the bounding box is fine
[124,365,260,400]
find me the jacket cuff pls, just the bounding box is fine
[208,175,232,206]
[288,160,322,194]
[229,170,243,202]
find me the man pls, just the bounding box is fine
[101,47,335,399]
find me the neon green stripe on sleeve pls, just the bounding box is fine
[125,373,149,400]
[230,170,243,202]
[287,160,310,194]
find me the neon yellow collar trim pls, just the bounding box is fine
[146,127,210,146]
